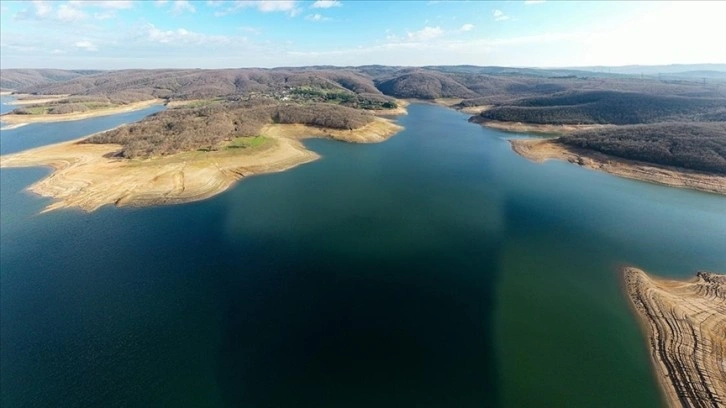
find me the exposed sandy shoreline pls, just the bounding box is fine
[0,117,403,213]
[0,122,28,131]
[9,94,70,105]
[0,99,164,125]
[623,267,726,408]
[459,105,492,115]
[474,119,607,134]
[510,138,726,195]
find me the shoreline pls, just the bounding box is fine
[8,94,71,105]
[0,122,29,131]
[0,99,164,125]
[623,267,726,408]
[509,138,726,195]
[473,118,608,135]
[0,117,403,213]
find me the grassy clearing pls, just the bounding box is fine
[26,106,50,114]
[226,135,268,149]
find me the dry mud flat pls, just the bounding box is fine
[510,138,726,195]
[0,117,402,213]
[623,267,726,408]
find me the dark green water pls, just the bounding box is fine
[1,103,724,407]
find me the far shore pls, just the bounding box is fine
[623,267,725,408]
[0,99,165,125]
[0,117,403,213]
[510,138,726,195]
[474,119,608,134]
[8,94,71,105]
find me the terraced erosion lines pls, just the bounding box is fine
[623,267,726,408]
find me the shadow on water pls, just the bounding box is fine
[3,103,723,407]
[216,234,502,407]
[215,105,503,407]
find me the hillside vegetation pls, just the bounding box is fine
[559,122,726,174]
[473,90,726,125]
[1,69,102,90]
[83,101,373,158]
[5,66,725,175]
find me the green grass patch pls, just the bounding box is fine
[226,135,268,149]
[26,106,50,114]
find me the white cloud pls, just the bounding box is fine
[172,0,196,14]
[493,9,510,21]
[143,24,233,46]
[68,1,134,9]
[155,0,168,6]
[460,23,474,32]
[311,0,341,8]
[57,4,89,22]
[243,1,298,13]
[51,49,66,55]
[406,26,444,41]
[14,0,133,23]
[305,13,330,22]
[214,1,300,16]
[32,0,52,17]
[239,26,261,35]
[524,0,546,4]
[74,40,98,51]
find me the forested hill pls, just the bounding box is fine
[0,69,102,91]
[559,122,726,175]
[472,90,726,125]
[3,66,725,175]
[4,66,724,104]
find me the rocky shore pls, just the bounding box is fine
[623,267,726,408]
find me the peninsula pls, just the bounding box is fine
[623,267,726,408]
[469,90,726,195]
[0,101,402,212]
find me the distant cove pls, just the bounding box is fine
[2,103,725,407]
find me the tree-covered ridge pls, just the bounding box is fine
[83,101,374,159]
[474,91,726,125]
[559,122,726,175]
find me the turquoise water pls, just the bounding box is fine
[1,103,724,407]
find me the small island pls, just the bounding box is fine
[623,267,726,408]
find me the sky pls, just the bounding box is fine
[1,0,725,69]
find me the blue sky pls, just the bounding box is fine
[1,1,724,69]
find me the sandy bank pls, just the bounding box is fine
[623,267,726,408]
[0,122,28,131]
[0,117,402,213]
[510,138,726,195]
[0,99,164,125]
[369,99,409,116]
[459,105,492,115]
[0,91,13,96]
[475,119,606,135]
[9,94,71,105]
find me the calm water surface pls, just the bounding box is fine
[1,103,725,407]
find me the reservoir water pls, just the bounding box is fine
[1,102,725,407]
